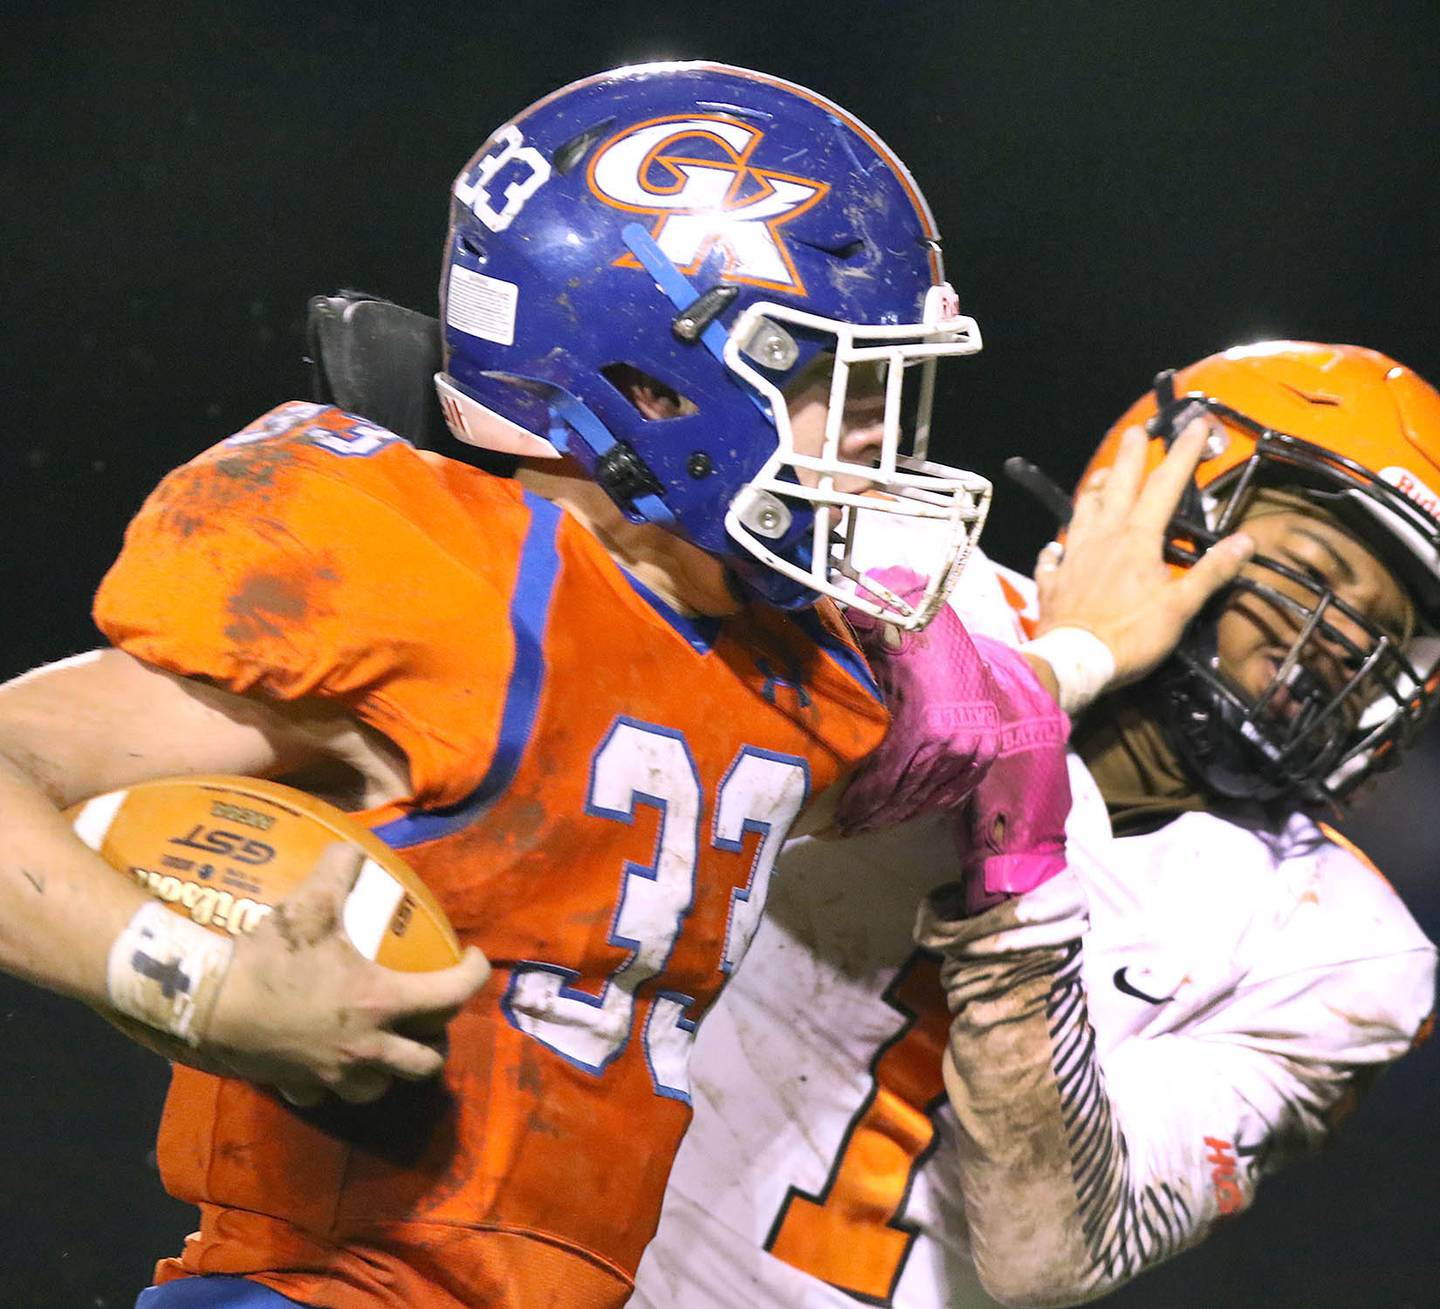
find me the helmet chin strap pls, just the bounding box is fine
[545,388,675,528]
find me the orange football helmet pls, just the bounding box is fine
[1082,341,1440,806]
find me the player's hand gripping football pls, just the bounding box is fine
[1032,421,1255,690]
[198,844,490,1106]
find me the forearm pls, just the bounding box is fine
[0,648,338,1005]
[0,745,152,1003]
[1019,651,1061,707]
[920,875,1192,1307]
[940,951,1096,1307]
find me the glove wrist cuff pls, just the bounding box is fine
[1021,626,1116,716]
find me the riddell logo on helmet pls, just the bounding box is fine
[587,115,829,293]
[1380,465,1440,518]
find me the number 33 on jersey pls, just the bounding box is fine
[506,721,810,1101]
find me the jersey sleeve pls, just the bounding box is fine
[92,410,529,808]
[916,849,1436,1306]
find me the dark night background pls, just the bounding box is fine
[3,2,1439,1305]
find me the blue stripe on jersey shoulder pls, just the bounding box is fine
[791,607,882,703]
[373,490,562,850]
[621,568,723,654]
[136,1275,313,1308]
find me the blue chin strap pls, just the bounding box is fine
[544,388,675,527]
[620,224,733,363]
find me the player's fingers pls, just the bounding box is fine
[1065,468,1109,538]
[1132,423,1209,534]
[331,1066,394,1105]
[362,1030,448,1082]
[378,946,492,1022]
[278,1082,326,1108]
[1033,541,1063,612]
[1174,412,1214,446]
[1034,540,1064,578]
[880,750,935,819]
[270,843,367,947]
[1169,532,1255,624]
[1097,425,1149,516]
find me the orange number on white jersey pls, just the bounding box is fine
[765,951,950,1304]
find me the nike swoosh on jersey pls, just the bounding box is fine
[1113,966,1173,1005]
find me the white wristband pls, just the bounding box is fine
[1021,626,1117,717]
[106,902,235,1046]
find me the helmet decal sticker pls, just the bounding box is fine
[454,125,553,233]
[1380,465,1440,519]
[587,115,829,293]
[446,265,520,346]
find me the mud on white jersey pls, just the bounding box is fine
[631,542,1436,1309]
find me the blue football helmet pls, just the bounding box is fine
[435,61,990,628]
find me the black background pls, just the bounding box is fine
[2,3,1439,1305]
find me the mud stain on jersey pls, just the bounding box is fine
[213,441,301,487]
[484,798,549,856]
[215,1137,264,1168]
[155,442,303,538]
[225,571,312,645]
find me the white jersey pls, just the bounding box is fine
[631,544,1436,1309]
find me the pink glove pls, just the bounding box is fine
[956,635,1072,915]
[838,568,1007,836]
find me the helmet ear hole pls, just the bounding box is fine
[601,364,699,421]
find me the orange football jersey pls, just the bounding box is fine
[93,402,889,1309]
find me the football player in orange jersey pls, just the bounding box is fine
[0,62,1047,1309]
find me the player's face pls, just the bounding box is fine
[1215,508,1412,723]
[785,357,889,492]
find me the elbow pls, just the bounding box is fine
[972,1253,1110,1309]
[976,1278,1102,1309]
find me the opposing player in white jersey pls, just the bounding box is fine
[631,341,1440,1308]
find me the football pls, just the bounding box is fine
[67,774,462,971]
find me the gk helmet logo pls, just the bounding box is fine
[587,115,829,294]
